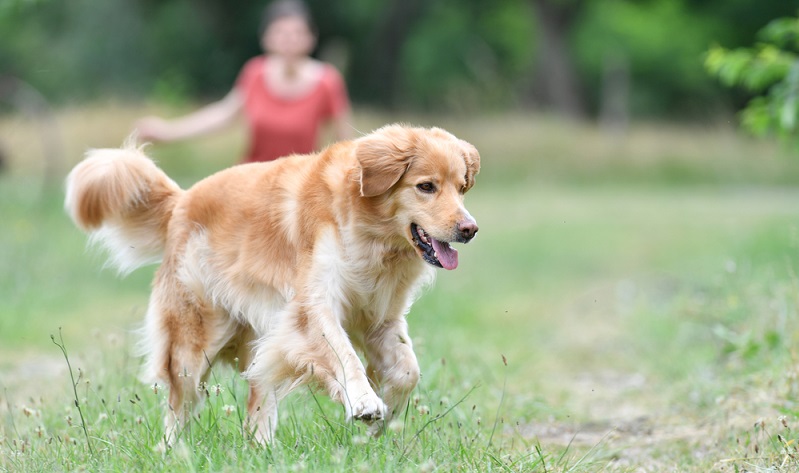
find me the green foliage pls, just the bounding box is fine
[0,0,796,116]
[398,0,536,110]
[706,13,799,143]
[0,0,150,100]
[573,0,723,116]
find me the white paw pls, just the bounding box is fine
[367,420,385,438]
[347,393,387,423]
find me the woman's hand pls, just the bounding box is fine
[133,90,243,143]
[135,116,174,142]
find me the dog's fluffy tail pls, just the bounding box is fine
[65,141,183,275]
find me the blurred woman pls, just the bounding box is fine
[136,0,351,163]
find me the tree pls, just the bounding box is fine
[350,0,428,107]
[526,0,586,118]
[706,13,799,144]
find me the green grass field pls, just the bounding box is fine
[3,106,799,471]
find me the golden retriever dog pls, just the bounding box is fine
[64,124,480,443]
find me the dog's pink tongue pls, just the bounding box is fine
[432,238,458,270]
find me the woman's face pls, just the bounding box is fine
[262,15,315,59]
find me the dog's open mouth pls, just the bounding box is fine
[411,223,458,270]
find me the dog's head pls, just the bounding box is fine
[355,124,480,270]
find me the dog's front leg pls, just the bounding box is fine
[249,302,387,427]
[363,317,421,432]
[245,382,278,444]
[304,307,388,423]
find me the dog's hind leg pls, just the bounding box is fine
[212,324,277,444]
[160,304,210,444]
[144,271,237,445]
[163,348,203,442]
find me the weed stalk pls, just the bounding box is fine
[51,327,94,456]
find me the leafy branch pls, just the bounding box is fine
[706,13,799,144]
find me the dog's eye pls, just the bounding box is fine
[416,182,436,193]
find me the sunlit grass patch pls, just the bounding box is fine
[1,330,609,472]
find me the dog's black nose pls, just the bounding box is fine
[458,220,478,241]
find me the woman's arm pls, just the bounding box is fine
[331,109,352,142]
[136,89,244,142]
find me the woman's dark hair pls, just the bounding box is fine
[259,0,317,38]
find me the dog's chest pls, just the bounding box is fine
[350,253,429,320]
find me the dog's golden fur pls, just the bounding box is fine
[65,124,480,442]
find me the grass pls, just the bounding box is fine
[4,104,799,470]
[6,329,541,472]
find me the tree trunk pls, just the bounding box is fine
[351,0,427,107]
[599,52,630,139]
[527,0,586,119]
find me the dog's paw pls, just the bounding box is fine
[347,394,388,424]
[367,420,386,438]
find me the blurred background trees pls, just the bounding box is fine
[0,0,796,121]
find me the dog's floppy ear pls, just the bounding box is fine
[356,125,416,197]
[460,139,481,192]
